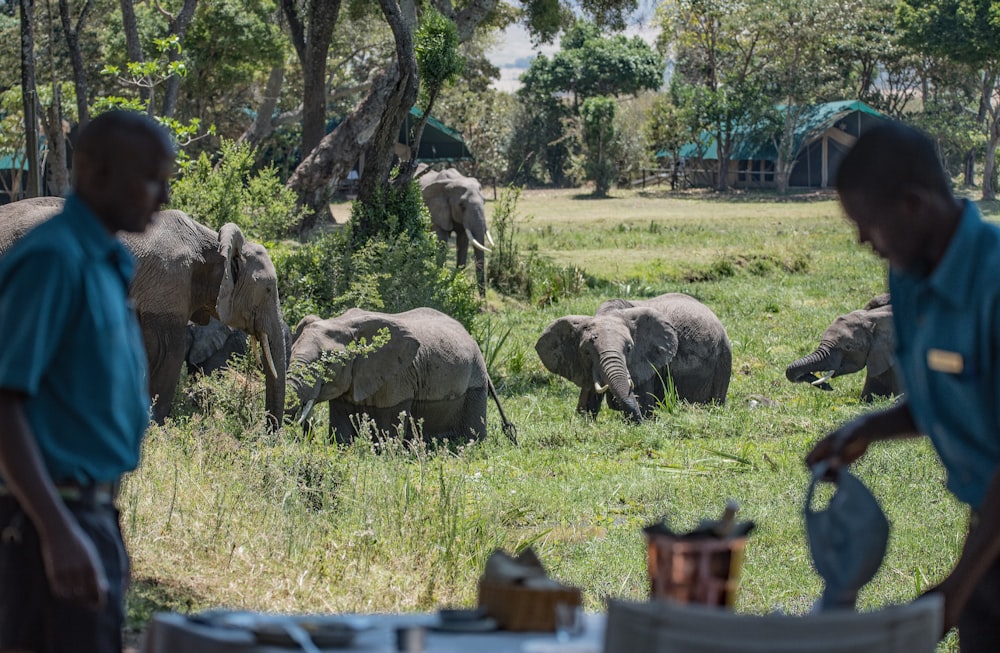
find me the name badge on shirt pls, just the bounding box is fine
[927,349,964,374]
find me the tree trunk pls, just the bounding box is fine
[408,86,439,165]
[238,63,285,147]
[964,149,976,187]
[118,0,149,107]
[281,0,342,158]
[356,0,418,207]
[20,0,41,198]
[58,0,92,130]
[159,0,198,119]
[982,123,999,201]
[42,85,70,196]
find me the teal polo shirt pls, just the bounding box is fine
[0,194,150,484]
[890,200,1000,510]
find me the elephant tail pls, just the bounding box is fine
[488,378,518,445]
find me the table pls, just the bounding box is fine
[141,611,606,653]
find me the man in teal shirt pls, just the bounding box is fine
[0,111,174,653]
[808,121,1000,651]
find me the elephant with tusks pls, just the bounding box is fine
[0,198,287,428]
[536,293,732,422]
[286,307,517,444]
[786,295,899,402]
[419,168,493,296]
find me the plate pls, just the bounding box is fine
[430,616,500,633]
[251,618,361,648]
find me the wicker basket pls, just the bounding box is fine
[645,533,747,607]
[477,578,582,632]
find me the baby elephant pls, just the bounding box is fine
[287,307,516,444]
[785,296,899,402]
[536,293,732,422]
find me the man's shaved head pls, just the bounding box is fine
[835,121,951,202]
[71,110,176,234]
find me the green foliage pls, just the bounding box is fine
[486,184,588,306]
[513,18,663,187]
[580,95,618,196]
[286,328,392,417]
[272,182,479,331]
[93,36,214,161]
[415,8,464,105]
[168,139,299,241]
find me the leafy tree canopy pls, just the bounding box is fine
[519,19,663,102]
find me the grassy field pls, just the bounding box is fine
[124,187,1000,649]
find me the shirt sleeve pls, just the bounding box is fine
[0,249,80,396]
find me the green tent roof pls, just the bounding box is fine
[672,100,886,161]
[0,153,27,171]
[401,106,473,162]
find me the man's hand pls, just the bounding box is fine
[805,419,872,476]
[39,520,108,610]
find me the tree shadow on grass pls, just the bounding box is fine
[636,187,838,203]
[125,575,213,645]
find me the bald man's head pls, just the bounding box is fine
[72,110,176,234]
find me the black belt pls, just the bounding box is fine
[0,481,118,506]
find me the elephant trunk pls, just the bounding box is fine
[599,352,642,422]
[258,317,287,431]
[786,343,840,391]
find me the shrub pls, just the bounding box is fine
[169,138,301,241]
[272,181,479,330]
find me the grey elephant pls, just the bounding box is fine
[536,293,732,422]
[419,168,493,295]
[785,297,899,402]
[287,307,516,444]
[0,197,287,427]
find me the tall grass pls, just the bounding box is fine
[123,188,994,652]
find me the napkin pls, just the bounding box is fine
[483,548,569,589]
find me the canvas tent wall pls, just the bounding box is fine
[674,101,888,190]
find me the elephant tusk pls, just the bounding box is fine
[467,228,492,253]
[297,399,315,425]
[261,333,279,379]
[811,371,835,386]
[486,230,496,248]
[629,377,635,391]
[249,335,262,368]
[594,381,610,394]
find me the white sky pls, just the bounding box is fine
[486,3,662,93]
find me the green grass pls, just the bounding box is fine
[124,187,990,650]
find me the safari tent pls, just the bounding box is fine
[675,100,889,189]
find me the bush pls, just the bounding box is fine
[169,138,301,241]
[272,181,479,330]
[486,184,589,307]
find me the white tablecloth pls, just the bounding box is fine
[141,611,606,653]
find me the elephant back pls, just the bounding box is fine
[0,197,66,256]
[384,307,488,393]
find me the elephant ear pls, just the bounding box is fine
[421,179,454,231]
[350,320,420,404]
[866,308,895,378]
[621,307,679,385]
[216,223,246,326]
[535,316,591,386]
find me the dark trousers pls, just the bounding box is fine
[958,539,1000,652]
[0,495,128,653]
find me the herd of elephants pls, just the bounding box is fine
[0,169,899,443]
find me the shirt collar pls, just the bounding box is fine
[63,193,136,281]
[894,199,980,309]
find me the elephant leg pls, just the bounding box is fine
[861,372,896,402]
[329,400,357,445]
[473,248,486,297]
[140,314,188,424]
[455,230,470,269]
[459,390,488,441]
[634,379,664,418]
[576,387,603,419]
